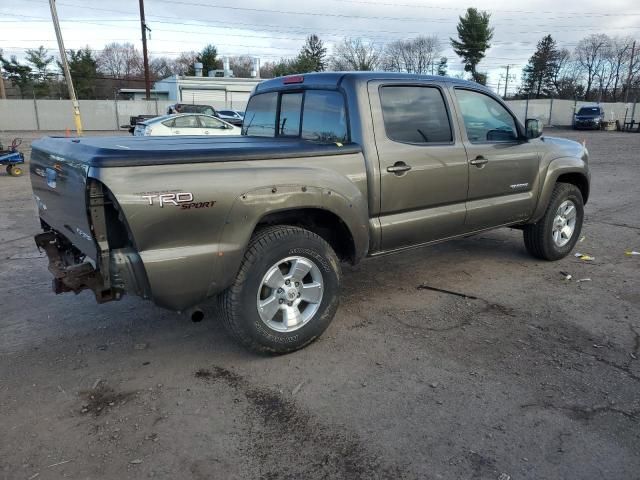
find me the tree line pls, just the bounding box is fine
[1,7,638,102]
[519,34,638,102]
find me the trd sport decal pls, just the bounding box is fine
[140,192,216,209]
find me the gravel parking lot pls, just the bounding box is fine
[1,128,639,480]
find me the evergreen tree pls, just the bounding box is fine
[450,8,493,84]
[26,46,54,79]
[521,35,559,98]
[0,53,33,98]
[26,45,56,98]
[65,48,98,99]
[298,34,327,72]
[187,45,221,75]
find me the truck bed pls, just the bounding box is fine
[31,135,361,168]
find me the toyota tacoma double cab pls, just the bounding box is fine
[30,72,590,354]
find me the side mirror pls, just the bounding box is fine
[525,118,543,139]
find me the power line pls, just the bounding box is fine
[327,0,640,17]
[3,5,640,31]
[15,0,640,19]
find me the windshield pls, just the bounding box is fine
[577,107,601,116]
[243,90,348,143]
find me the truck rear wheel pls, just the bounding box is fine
[219,225,341,354]
[523,182,584,260]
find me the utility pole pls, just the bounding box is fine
[139,0,151,101]
[0,65,6,100]
[503,65,510,99]
[49,0,83,135]
[624,41,636,103]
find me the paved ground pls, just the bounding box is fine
[1,128,639,480]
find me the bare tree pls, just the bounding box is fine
[575,34,610,100]
[259,61,277,79]
[229,56,254,78]
[149,56,175,80]
[383,36,441,74]
[624,43,640,102]
[97,42,143,79]
[551,48,584,98]
[330,38,381,71]
[605,37,634,101]
[172,51,198,76]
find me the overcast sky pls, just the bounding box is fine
[1,0,638,93]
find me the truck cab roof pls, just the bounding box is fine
[254,72,491,94]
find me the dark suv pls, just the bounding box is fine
[573,105,604,130]
[167,103,218,117]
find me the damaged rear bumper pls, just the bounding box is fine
[35,230,150,304]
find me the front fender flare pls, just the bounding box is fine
[531,156,590,223]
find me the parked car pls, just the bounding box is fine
[122,104,220,135]
[167,103,217,117]
[217,109,244,126]
[122,114,157,134]
[30,72,590,354]
[573,105,604,130]
[133,114,240,136]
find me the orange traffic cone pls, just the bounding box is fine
[65,128,71,137]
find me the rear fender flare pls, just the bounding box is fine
[210,183,369,295]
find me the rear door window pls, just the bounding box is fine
[380,86,452,144]
[173,115,200,128]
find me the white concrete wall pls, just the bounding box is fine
[1,98,639,131]
[506,99,640,126]
[0,98,244,131]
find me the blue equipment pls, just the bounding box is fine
[0,138,25,177]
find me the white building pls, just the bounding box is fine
[120,75,262,111]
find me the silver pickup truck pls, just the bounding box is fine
[30,72,590,354]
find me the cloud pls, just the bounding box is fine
[2,0,638,92]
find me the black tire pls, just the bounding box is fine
[219,225,341,354]
[5,165,11,175]
[523,182,584,260]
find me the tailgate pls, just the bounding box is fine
[30,140,98,260]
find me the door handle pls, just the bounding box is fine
[204,131,210,135]
[469,156,488,167]
[387,162,412,174]
[174,130,180,134]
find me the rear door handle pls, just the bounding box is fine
[469,156,488,167]
[387,162,412,174]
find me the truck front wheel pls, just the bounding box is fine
[523,182,584,260]
[219,225,341,354]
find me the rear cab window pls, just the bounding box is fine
[243,89,348,143]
